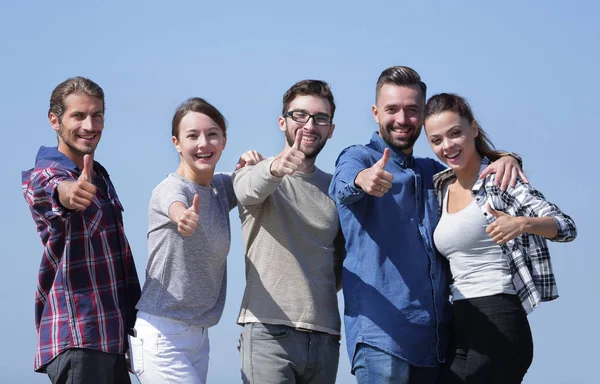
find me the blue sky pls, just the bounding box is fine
[2,1,597,383]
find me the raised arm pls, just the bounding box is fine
[485,180,577,244]
[329,146,388,205]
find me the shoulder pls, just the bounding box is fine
[335,144,376,164]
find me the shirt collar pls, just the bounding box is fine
[34,146,109,177]
[432,156,491,194]
[370,131,415,168]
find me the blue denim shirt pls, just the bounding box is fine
[329,132,452,367]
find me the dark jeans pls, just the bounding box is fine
[45,348,131,384]
[442,294,533,384]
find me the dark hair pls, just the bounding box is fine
[424,93,508,161]
[376,66,427,102]
[172,97,227,139]
[282,80,336,118]
[49,76,105,120]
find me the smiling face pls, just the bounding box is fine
[425,111,480,171]
[279,95,335,159]
[49,92,104,163]
[173,112,227,174]
[372,84,424,154]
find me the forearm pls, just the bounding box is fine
[168,201,188,224]
[519,216,558,239]
[56,181,76,210]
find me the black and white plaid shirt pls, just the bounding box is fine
[433,157,577,314]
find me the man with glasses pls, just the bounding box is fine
[233,80,344,383]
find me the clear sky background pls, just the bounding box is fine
[1,1,597,383]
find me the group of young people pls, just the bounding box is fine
[22,66,576,384]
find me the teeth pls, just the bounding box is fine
[446,152,460,159]
[196,154,212,158]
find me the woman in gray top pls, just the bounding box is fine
[129,98,261,384]
[424,93,577,384]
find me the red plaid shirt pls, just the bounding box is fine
[22,146,141,372]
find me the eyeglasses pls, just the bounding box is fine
[284,110,332,126]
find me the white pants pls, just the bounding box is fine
[129,311,210,384]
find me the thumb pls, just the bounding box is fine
[190,194,199,213]
[80,154,93,182]
[376,148,390,169]
[293,129,303,150]
[487,203,505,218]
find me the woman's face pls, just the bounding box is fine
[172,112,226,173]
[425,111,478,172]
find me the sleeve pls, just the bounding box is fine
[505,179,577,243]
[159,180,189,214]
[329,146,371,205]
[333,227,345,292]
[232,158,283,206]
[23,167,76,220]
[215,172,237,211]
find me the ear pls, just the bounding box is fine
[472,120,479,138]
[49,112,60,131]
[172,136,182,153]
[278,116,287,132]
[372,105,380,124]
[327,123,336,139]
[222,136,227,150]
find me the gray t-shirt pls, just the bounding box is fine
[136,172,237,327]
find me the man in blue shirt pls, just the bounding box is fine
[329,66,524,383]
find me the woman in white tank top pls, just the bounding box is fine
[423,93,577,384]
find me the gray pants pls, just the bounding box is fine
[240,323,340,384]
[45,348,131,384]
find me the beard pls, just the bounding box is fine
[285,129,328,159]
[379,121,421,153]
[56,123,100,156]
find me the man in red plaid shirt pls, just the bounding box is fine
[22,77,141,383]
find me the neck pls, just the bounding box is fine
[453,153,482,190]
[176,162,214,186]
[57,143,90,170]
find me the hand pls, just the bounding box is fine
[58,154,97,210]
[485,204,524,245]
[235,150,264,170]
[177,194,200,236]
[354,148,394,197]
[270,129,306,177]
[479,156,528,192]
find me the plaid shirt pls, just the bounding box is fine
[22,146,141,372]
[433,157,577,314]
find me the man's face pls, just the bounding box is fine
[278,95,335,159]
[50,93,104,160]
[372,84,424,154]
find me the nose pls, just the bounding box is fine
[81,116,94,130]
[441,137,452,150]
[396,109,407,125]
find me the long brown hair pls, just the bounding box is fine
[424,93,508,161]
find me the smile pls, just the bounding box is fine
[195,153,213,159]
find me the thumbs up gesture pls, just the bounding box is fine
[58,154,97,210]
[354,148,394,197]
[177,194,200,236]
[485,204,524,245]
[270,129,306,177]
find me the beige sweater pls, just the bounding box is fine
[233,158,343,334]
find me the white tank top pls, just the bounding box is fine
[433,184,516,301]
